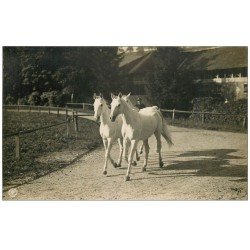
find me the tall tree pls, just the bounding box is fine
[145,47,195,109]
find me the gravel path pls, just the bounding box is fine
[3,125,247,200]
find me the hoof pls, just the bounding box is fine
[103,170,107,175]
[125,176,130,181]
[132,161,137,166]
[159,162,164,168]
[142,166,146,172]
[113,162,118,168]
[117,163,121,168]
[136,156,140,161]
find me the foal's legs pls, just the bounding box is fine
[125,140,139,181]
[142,139,150,172]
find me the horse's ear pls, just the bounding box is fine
[99,93,103,98]
[93,93,96,99]
[118,92,122,98]
[127,92,131,98]
[111,93,115,99]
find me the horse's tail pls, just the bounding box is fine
[158,110,173,147]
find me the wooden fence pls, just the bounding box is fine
[3,104,247,160]
[3,105,73,119]
[4,119,71,160]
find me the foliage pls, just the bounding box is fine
[3,47,123,106]
[190,97,247,126]
[145,47,196,109]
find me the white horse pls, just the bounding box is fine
[122,93,144,156]
[110,92,173,181]
[93,93,137,176]
[93,93,123,175]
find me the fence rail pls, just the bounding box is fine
[3,105,72,160]
[160,108,247,128]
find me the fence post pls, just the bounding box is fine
[29,106,31,113]
[201,113,205,124]
[48,107,51,115]
[39,106,41,114]
[66,109,68,120]
[17,105,20,112]
[57,108,59,117]
[243,116,247,129]
[15,134,20,160]
[66,117,70,138]
[74,115,79,132]
[172,109,175,122]
[72,111,74,122]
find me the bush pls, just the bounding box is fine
[190,97,247,126]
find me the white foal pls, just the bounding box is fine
[93,93,123,175]
[110,92,173,181]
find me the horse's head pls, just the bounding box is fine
[122,93,139,111]
[110,92,124,122]
[93,93,105,122]
[122,92,132,105]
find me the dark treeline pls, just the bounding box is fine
[3,46,230,110]
[3,47,123,106]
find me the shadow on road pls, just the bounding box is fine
[146,149,247,180]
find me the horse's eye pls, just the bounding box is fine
[100,104,103,107]
[118,104,121,107]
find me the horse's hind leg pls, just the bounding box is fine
[135,142,143,161]
[139,143,144,155]
[116,137,123,167]
[135,149,140,161]
[154,132,164,168]
[142,139,150,172]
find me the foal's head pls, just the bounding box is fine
[110,92,125,122]
[93,93,106,122]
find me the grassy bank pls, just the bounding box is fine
[2,111,102,189]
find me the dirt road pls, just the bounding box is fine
[3,125,247,200]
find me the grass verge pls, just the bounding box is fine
[2,111,102,189]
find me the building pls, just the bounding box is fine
[177,46,248,100]
[119,47,248,100]
[119,51,154,95]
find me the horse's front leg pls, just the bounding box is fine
[103,138,115,175]
[107,137,117,168]
[123,139,137,166]
[116,137,123,167]
[125,140,138,181]
[123,138,129,163]
[102,138,108,175]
